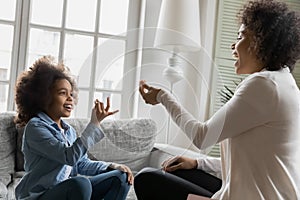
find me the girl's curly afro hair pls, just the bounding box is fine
[238,0,300,71]
[14,56,78,126]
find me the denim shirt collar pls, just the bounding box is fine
[36,112,70,131]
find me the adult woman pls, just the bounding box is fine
[14,56,133,200]
[135,0,300,199]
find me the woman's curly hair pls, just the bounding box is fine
[238,0,300,71]
[14,56,78,126]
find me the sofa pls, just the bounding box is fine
[0,111,207,200]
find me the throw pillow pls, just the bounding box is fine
[89,118,157,173]
[63,118,157,173]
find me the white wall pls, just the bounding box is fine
[137,0,218,151]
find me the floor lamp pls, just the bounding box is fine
[154,0,201,144]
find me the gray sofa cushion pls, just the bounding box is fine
[89,118,157,173]
[0,181,8,199]
[66,118,157,173]
[0,112,17,183]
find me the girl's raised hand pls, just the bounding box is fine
[91,97,119,126]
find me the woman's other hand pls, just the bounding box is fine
[161,156,197,172]
[139,80,161,105]
[90,97,119,126]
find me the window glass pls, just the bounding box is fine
[73,90,89,118]
[95,38,125,90]
[0,0,136,115]
[0,24,14,80]
[27,28,60,68]
[0,0,16,21]
[94,92,121,119]
[66,0,97,31]
[99,0,129,35]
[31,0,63,27]
[64,33,94,88]
[0,83,8,111]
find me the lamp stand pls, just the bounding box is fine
[163,53,183,144]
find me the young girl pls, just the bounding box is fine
[14,56,133,200]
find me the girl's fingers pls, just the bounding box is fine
[96,101,102,112]
[128,173,134,185]
[94,99,99,107]
[99,102,104,112]
[108,110,119,115]
[105,97,111,112]
[124,167,134,185]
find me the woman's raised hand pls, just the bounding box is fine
[139,80,161,105]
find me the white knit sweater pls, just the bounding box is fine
[157,68,300,200]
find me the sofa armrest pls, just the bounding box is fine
[149,143,205,168]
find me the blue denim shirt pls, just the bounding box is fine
[15,112,110,200]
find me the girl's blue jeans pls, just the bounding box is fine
[39,170,130,200]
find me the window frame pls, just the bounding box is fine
[3,0,142,119]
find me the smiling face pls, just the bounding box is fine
[45,79,74,126]
[231,24,264,74]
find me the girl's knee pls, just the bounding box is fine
[110,170,128,184]
[109,170,131,199]
[112,170,130,190]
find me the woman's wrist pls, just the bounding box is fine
[193,159,198,169]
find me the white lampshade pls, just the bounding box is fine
[154,0,201,52]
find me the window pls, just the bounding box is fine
[208,0,300,157]
[0,0,15,111]
[0,0,140,119]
